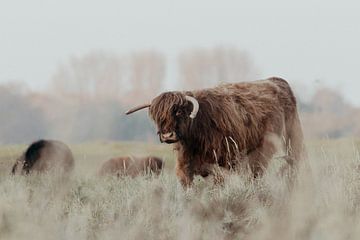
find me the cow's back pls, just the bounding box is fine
[98,157,129,176]
[12,139,75,175]
[268,77,297,115]
[31,140,74,173]
[98,156,163,177]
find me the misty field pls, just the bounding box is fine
[1,139,360,240]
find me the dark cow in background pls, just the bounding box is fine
[11,139,75,175]
[126,77,305,187]
[98,156,163,177]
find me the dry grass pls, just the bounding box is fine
[1,139,360,240]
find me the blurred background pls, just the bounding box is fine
[0,0,359,144]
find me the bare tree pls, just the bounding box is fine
[124,51,165,104]
[46,50,166,142]
[51,51,124,99]
[0,84,48,144]
[311,88,348,115]
[300,87,357,138]
[50,50,165,104]
[178,46,259,89]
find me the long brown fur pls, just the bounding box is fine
[98,156,163,177]
[137,77,304,187]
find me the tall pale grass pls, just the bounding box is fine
[1,140,360,240]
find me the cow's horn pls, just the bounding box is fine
[125,104,151,115]
[185,96,199,119]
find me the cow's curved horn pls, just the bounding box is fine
[185,96,199,119]
[125,104,151,115]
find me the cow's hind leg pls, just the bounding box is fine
[286,111,306,166]
[247,132,278,178]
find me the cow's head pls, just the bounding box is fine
[11,156,27,175]
[126,91,199,144]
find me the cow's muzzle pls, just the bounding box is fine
[159,132,178,144]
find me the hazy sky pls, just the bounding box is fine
[1,0,359,104]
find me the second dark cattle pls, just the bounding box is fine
[98,156,163,177]
[11,139,75,175]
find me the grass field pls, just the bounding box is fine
[1,139,360,240]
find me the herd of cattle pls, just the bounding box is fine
[11,139,164,177]
[10,77,305,187]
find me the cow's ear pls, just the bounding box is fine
[182,103,192,116]
[11,162,18,175]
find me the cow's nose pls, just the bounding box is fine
[162,132,174,138]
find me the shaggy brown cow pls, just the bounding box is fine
[11,139,75,175]
[98,156,163,177]
[126,77,305,187]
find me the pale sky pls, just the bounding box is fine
[1,0,359,104]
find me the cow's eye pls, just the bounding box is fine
[175,109,183,116]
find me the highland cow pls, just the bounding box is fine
[98,156,163,177]
[126,77,305,187]
[11,139,75,175]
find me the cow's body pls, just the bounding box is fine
[98,156,163,177]
[127,77,305,186]
[11,139,75,175]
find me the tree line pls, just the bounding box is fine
[0,47,357,144]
